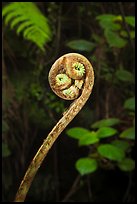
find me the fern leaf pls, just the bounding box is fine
[16,21,33,34]
[4,12,17,25]
[10,17,29,29]
[2,3,17,17]
[23,26,36,38]
[2,2,52,51]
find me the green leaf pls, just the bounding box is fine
[96,14,116,22]
[16,21,33,34]
[118,158,135,171]
[2,2,52,51]
[23,26,36,38]
[96,127,117,138]
[2,142,11,157]
[111,140,130,152]
[66,40,96,52]
[129,31,135,39]
[10,17,30,29]
[120,30,135,39]
[97,144,125,161]
[75,157,98,175]
[124,97,135,111]
[91,118,120,129]
[120,127,135,140]
[115,69,134,83]
[105,30,127,48]
[125,16,135,27]
[66,127,90,139]
[79,132,99,146]
[97,14,121,31]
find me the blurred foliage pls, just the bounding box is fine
[2,2,52,51]
[2,2,135,202]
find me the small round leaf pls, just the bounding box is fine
[79,132,99,146]
[66,127,90,139]
[96,127,117,138]
[97,144,125,162]
[75,157,98,176]
[118,158,135,171]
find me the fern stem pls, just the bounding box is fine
[14,53,94,202]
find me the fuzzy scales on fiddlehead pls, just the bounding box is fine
[14,53,94,202]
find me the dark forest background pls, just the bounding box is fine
[2,2,135,202]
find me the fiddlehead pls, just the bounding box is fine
[14,53,94,202]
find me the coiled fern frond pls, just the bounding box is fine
[2,2,52,51]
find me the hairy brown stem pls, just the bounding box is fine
[14,53,94,202]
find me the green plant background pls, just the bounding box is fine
[2,2,135,202]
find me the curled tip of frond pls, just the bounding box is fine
[62,85,79,99]
[72,62,85,76]
[55,74,72,90]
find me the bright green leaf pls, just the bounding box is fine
[114,15,123,21]
[120,127,135,140]
[115,69,134,83]
[2,142,11,157]
[118,158,135,171]
[79,132,99,146]
[66,39,96,52]
[105,30,127,48]
[97,144,125,161]
[124,97,135,111]
[111,140,130,152]
[91,118,120,129]
[75,157,98,175]
[96,127,117,138]
[66,127,90,139]
[125,16,135,27]
[2,2,52,51]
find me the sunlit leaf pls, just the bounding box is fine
[75,157,98,175]
[79,132,99,146]
[66,127,90,139]
[2,2,52,51]
[97,144,125,161]
[125,16,135,27]
[96,127,117,138]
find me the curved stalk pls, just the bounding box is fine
[14,53,94,202]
